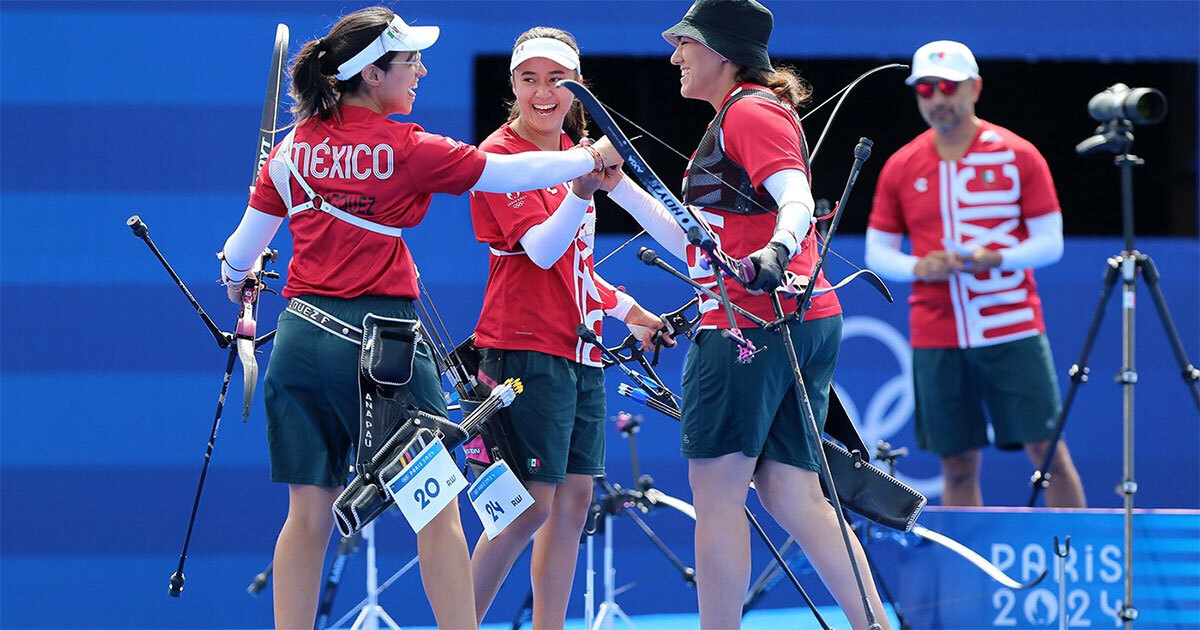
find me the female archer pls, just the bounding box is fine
[466,27,669,629]
[217,8,619,628]
[597,1,890,627]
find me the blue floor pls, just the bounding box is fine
[365,604,902,630]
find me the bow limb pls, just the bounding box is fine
[787,63,907,296]
[564,79,767,364]
[911,524,1049,590]
[587,65,906,272]
[804,63,909,165]
[577,68,907,298]
[782,267,897,302]
[559,80,752,287]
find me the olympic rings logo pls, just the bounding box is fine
[833,316,944,498]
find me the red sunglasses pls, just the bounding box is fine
[915,79,961,98]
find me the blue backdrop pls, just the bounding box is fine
[2,2,1197,628]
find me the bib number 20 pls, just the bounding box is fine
[414,478,441,509]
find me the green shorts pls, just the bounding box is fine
[680,315,842,473]
[913,333,1061,456]
[263,295,447,487]
[488,349,606,483]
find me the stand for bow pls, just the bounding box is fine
[128,215,278,597]
[127,22,288,598]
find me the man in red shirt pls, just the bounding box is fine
[865,40,1085,507]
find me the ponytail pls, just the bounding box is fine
[290,38,339,122]
[734,64,812,110]
[289,6,401,123]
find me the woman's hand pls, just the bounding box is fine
[572,138,606,198]
[598,163,624,192]
[226,278,248,304]
[572,170,605,199]
[623,303,674,350]
[590,136,624,171]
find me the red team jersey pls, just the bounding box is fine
[248,105,487,299]
[470,124,620,367]
[686,84,841,329]
[869,120,1061,348]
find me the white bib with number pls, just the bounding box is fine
[468,459,535,540]
[384,439,465,533]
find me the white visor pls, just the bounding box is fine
[334,15,440,81]
[509,37,580,73]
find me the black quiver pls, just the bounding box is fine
[332,315,468,537]
[820,388,926,532]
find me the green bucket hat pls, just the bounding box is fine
[662,0,774,72]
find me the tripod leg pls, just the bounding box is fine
[1137,255,1200,408]
[315,535,359,630]
[745,508,831,630]
[510,588,533,630]
[620,505,695,584]
[374,607,402,630]
[743,538,801,614]
[1028,259,1120,507]
[169,346,238,597]
[348,606,370,630]
[609,604,638,629]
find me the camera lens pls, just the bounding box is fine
[1088,84,1167,125]
[1126,88,1167,124]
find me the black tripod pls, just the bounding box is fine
[1027,119,1200,627]
[508,413,697,630]
[510,403,842,629]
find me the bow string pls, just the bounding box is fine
[589,63,907,275]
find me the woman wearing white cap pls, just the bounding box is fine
[466,26,670,629]
[217,8,620,629]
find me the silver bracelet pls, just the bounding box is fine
[578,144,605,171]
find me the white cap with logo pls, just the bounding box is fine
[335,15,440,81]
[510,38,581,73]
[905,40,979,85]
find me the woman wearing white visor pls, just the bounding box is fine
[466,27,670,629]
[217,8,620,629]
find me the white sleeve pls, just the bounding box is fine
[517,190,592,269]
[607,291,637,321]
[1000,212,1063,270]
[864,227,918,282]
[761,169,814,257]
[606,176,689,262]
[221,206,284,282]
[472,149,594,193]
[595,272,637,321]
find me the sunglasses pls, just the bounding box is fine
[915,79,961,98]
[390,54,424,69]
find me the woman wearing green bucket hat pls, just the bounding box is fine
[607,1,890,627]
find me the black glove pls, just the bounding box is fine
[746,241,791,292]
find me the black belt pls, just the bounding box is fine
[286,298,362,344]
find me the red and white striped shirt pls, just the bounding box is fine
[869,121,1060,348]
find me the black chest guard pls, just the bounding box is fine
[681,88,810,216]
